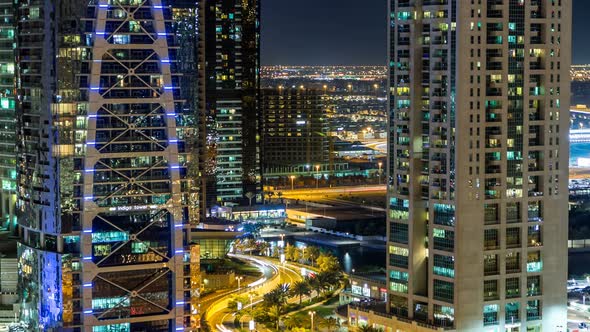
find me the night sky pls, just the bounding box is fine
[261,0,590,66]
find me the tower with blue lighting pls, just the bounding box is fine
[15,1,200,331]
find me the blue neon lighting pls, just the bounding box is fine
[84,169,95,173]
[169,139,178,143]
[175,328,184,331]
[157,32,167,36]
[84,310,93,314]
[84,196,93,200]
[170,165,180,169]
[166,113,176,116]
[176,301,185,305]
[88,114,98,118]
[83,256,92,260]
[154,5,164,9]
[175,249,184,254]
[95,32,105,35]
[164,86,173,90]
[83,283,92,287]
[86,141,95,145]
[83,229,92,233]
[175,223,183,228]
[161,59,170,63]
[90,87,99,91]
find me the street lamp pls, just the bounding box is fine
[236,276,243,290]
[290,175,295,190]
[308,311,316,331]
[315,165,320,189]
[378,162,383,185]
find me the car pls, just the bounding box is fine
[579,322,588,329]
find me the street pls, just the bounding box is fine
[205,254,306,332]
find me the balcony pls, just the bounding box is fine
[423,0,448,5]
[486,62,502,71]
[486,88,502,97]
[487,9,503,18]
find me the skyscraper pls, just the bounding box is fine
[383,0,570,330]
[0,0,16,234]
[198,0,261,217]
[261,87,328,169]
[15,1,200,331]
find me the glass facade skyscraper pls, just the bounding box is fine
[198,0,261,217]
[15,1,200,330]
[0,0,16,233]
[383,0,571,330]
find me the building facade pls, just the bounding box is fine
[387,0,570,330]
[0,0,16,234]
[15,1,200,331]
[198,0,261,215]
[262,87,328,168]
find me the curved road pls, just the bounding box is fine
[206,255,306,332]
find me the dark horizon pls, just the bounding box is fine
[262,0,590,66]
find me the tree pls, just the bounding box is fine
[263,283,290,308]
[316,253,340,272]
[267,304,283,330]
[290,280,311,304]
[245,192,255,206]
[306,276,322,298]
[284,315,310,331]
[257,241,271,256]
[285,244,298,261]
[319,317,341,332]
[304,246,321,266]
[357,324,383,332]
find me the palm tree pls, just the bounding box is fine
[357,324,383,332]
[316,252,340,272]
[319,317,341,332]
[277,283,291,302]
[257,241,270,256]
[304,246,320,266]
[283,315,305,330]
[267,304,283,330]
[290,280,311,304]
[263,283,290,308]
[285,244,297,261]
[263,288,283,307]
[314,272,332,295]
[306,276,322,298]
[245,192,255,206]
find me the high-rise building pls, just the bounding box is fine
[261,87,328,169]
[0,0,16,233]
[198,0,261,216]
[15,1,200,331]
[378,0,571,330]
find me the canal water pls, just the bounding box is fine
[268,239,386,274]
[571,142,590,166]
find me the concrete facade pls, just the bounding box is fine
[386,0,571,330]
